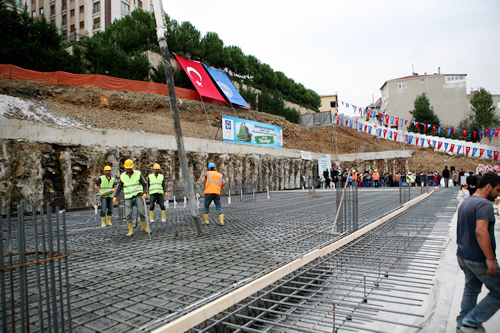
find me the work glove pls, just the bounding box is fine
[98,191,104,196]
[164,192,168,197]
[113,197,118,205]
[141,193,147,200]
[111,189,115,193]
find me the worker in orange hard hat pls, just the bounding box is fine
[148,163,168,223]
[94,165,116,227]
[113,159,149,237]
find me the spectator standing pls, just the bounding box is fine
[456,173,500,332]
[443,166,450,188]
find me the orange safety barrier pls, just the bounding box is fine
[0,64,229,106]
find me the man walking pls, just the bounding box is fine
[201,162,226,225]
[93,165,115,227]
[443,166,450,188]
[456,172,500,332]
[148,163,168,223]
[113,159,150,237]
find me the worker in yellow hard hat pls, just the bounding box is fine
[93,165,115,227]
[148,163,168,223]
[113,159,150,237]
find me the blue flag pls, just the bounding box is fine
[438,127,442,135]
[203,65,250,108]
[445,143,449,151]
[447,128,452,136]
[346,103,350,108]
[409,135,413,144]
[457,145,462,153]
[488,150,493,158]
[490,128,495,137]
[472,148,478,157]
[368,126,372,133]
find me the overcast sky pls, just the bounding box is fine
[161,0,500,113]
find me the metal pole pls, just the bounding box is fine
[33,204,46,332]
[152,0,202,235]
[17,202,26,333]
[0,206,7,333]
[47,204,59,332]
[62,211,73,333]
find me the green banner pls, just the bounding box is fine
[255,136,275,144]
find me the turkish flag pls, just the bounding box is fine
[174,54,225,101]
[404,119,409,126]
[480,149,485,157]
[427,139,431,145]
[394,132,398,141]
[385,115,390,124]
[438,141,443,150]
[450,144,455,152]
[433,125,437,133]
[463,129,467,137]
[496,129,500,137]
[415,122,419,129]
[466,146,471,155]
[395,118,399,126]
[473,131,477,139]
[423,123,427,132]
[367,110,371,117]
[495,151,499,161]
[383,129,387,137]
[416,137,420,145]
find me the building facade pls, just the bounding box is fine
[380,73,470,127]
[319,94,338,116]
[9,0,152,40]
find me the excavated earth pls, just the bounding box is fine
[0,78,485,173]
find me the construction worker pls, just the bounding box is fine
[373,169,380,188]
[93,165,115,227]
[148,163,168,223]
[201,162,226,225]
[112,159,150,237]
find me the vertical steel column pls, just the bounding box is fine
[47,204,59,332]
[33,204,46,331]
[56,210,66,330]
[41,206,53,333]
[17,201,26,333]
[0,206,6,333]
[62,211,73,332]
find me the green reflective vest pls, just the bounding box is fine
[99,175,115,197]
[120,170,143,199]
[148,173,164,195]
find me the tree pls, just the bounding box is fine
[224,45,248,75]
[470,88,500,130]
[408,93,441,134]
[176,21,201,59]
[200,32,224,68]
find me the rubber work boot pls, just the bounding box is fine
[141,221,151,233]
[106,216,112,226]
[126,223,134,237]
[219,214,224,226]
[161,210,166,223]
[149,211,154,223]
[203,214,209,224]
[101,217,106,228]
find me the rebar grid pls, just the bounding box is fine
[188,189,457,333]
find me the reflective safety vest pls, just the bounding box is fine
[204,171,223,195]
[352,172,357,180]
[120,170,143,199]
[373,172,380,181]
[99,175,115,197]
[148,173,164,195]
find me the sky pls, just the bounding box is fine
[160,0,500,113]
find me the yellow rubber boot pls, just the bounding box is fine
[203,214,209,224]
[149,211,154,223]
[126,223,134,237]
[141,221,151,233]
[106,216,112,226]
[101,217,106,228]
[219,214,224,226]
[161,210,166,223]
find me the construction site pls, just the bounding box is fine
[1,77,499,332]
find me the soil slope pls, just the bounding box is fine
[0,78,489,173]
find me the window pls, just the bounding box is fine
[39,7,44,15]
[62,14,67,25]
[70,9,75,16]
[61,0,67,10]
[32,10,36,17]
[79,5,84,13]
[398,82,407,89]
[138,0,142,8]
[497,102,500,110]
[420,78,425,85]
[330,101,337,108]
[93,2,100,13]
[80,21,84,29]
[50,4,55,15]
[446,75,466,83]
[121,2,130,14]
[70,24,75,32]
[93,17,100,29]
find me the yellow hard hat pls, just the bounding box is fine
[124,159,134,169]
[103,165,112,171]
[153,163,161,170]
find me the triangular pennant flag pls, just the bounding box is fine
[415,122,419,129]
[438,141,443,150]
[447,128,452,136]
[463,129,467,137]
[457,145,462,153]
[480,148,484,157]
[421,138,425,147]
[394,132,398,141]
[438,127,442,135]
[495,129,500,137]
[466,146,471,155]
[391,116,394,125]
[409,135,413,144]
[490,128,495,137]
[487,150,493,158]
[495,151,499,161]
[433,125,437,133]
[395,117,399,127]
[404,119,409,126]
[450,144,455,152]
[383,129,387,137]
[472,148,478,156]
[445,142,449,151]
[416,137,420,145]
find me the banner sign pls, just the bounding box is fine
[318,158,331,177]
[203,64,250,108]
[222,114,283,148]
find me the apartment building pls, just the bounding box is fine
[319,94,338,116]
[380,71,470,127]
[10,0,152,39]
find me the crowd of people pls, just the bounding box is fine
[317,167,480,189]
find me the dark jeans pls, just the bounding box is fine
[100,196,113,217]
[149,193,165,210]
[204,193,223,214]
[457,257,500,328]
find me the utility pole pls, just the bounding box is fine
[152,0,203,235]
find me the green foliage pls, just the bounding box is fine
[200,32,225,68]
[239,86,258,109]
[257,88,300,123]
[175,21,201,59]
[407,93,441,134]
[470,88,499,129]
[224,45,248,76]
[0,3,83,72]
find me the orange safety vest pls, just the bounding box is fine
[204,171,223,194]
[373,172,379,181]
[352,172,357,180]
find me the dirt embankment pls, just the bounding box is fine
[0,78,488,172]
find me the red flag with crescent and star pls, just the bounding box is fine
[466,146,471,156]
[174,54,225,101]
[480,149,484,157]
